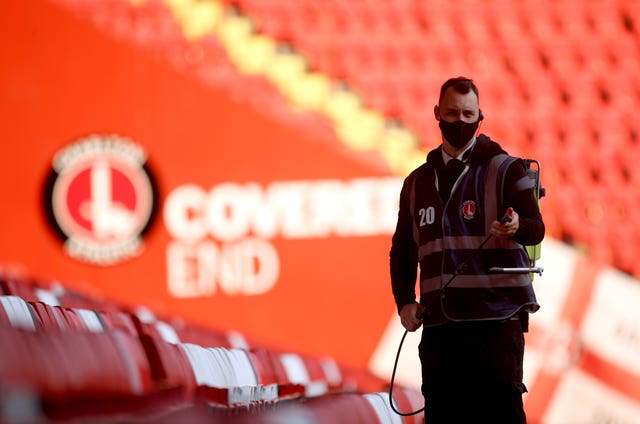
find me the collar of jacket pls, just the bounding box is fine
[426,134,507,170]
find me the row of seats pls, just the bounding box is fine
[0,276,424,423]
[79,0,639,152]
[226,0,635,42]
[0,295,344,403]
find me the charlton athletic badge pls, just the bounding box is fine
[43,135,159,265]
[462,200,477,220]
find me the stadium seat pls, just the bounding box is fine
[172,320,242,349]
[130,307,183,344]
[0,327,154,400]
[0,296,38,331]
[179,343,274,406]
[279,352,328,397]
[29,302,98,332]
[138,335,198,397]
[389,385,425,424]
[293,391,383,423]
[364,392,404,424]
[99,309,140,335]
[1,276,42,303]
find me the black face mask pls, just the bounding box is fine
[439,119,480,148]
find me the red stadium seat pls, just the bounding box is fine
[99,310,140,335]
[172,320,242,349]
[129,307,183,344]
[249,348,305,399]
[292,391,382,423]
[29,302,87,332]
[1,276,42,303]
[0,327,154,400]
[0,295,38,331]
[179,343,269,406]
[390,385,425,424]
[138,335,198,398]
[364,392,405,424]
[272,352,347,398]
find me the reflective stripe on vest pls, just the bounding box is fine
[421,273,532,293]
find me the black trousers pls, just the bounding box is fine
[419,319,527,424]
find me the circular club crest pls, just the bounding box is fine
[461,200,477,220]
[43,135,159,265]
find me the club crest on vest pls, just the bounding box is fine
[462,200,476,220]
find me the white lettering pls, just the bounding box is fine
[205,183,260,242]
[166,241,218,298]
[262,182,308,238]
[164,184,207,242]
[165,177,402,242]
[306,180,345,237]
[53,134,146,171]
[218,237,279,295]
[166,238,279,298]
[65,236,141,264]
[164,177,401,299]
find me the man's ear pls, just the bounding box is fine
[434,105,440,121]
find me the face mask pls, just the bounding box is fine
[439,119,479,148]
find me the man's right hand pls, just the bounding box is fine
[399,303,423,332]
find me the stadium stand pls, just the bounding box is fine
[4,0,640,421]
[0,273,423,422]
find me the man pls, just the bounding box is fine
[389,77,544,423]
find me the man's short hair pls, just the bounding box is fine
[438,77,479,104]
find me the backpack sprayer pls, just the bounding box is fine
[388,159,545,416]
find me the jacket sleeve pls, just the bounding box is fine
[389,179,419,314]
[504,160,545,246]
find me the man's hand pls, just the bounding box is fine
[399,303,423,332]
[490,207,519,238]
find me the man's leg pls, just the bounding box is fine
[479,319,528,423]
[419,320,527,424]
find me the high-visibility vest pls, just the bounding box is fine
[409,154,539,326]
